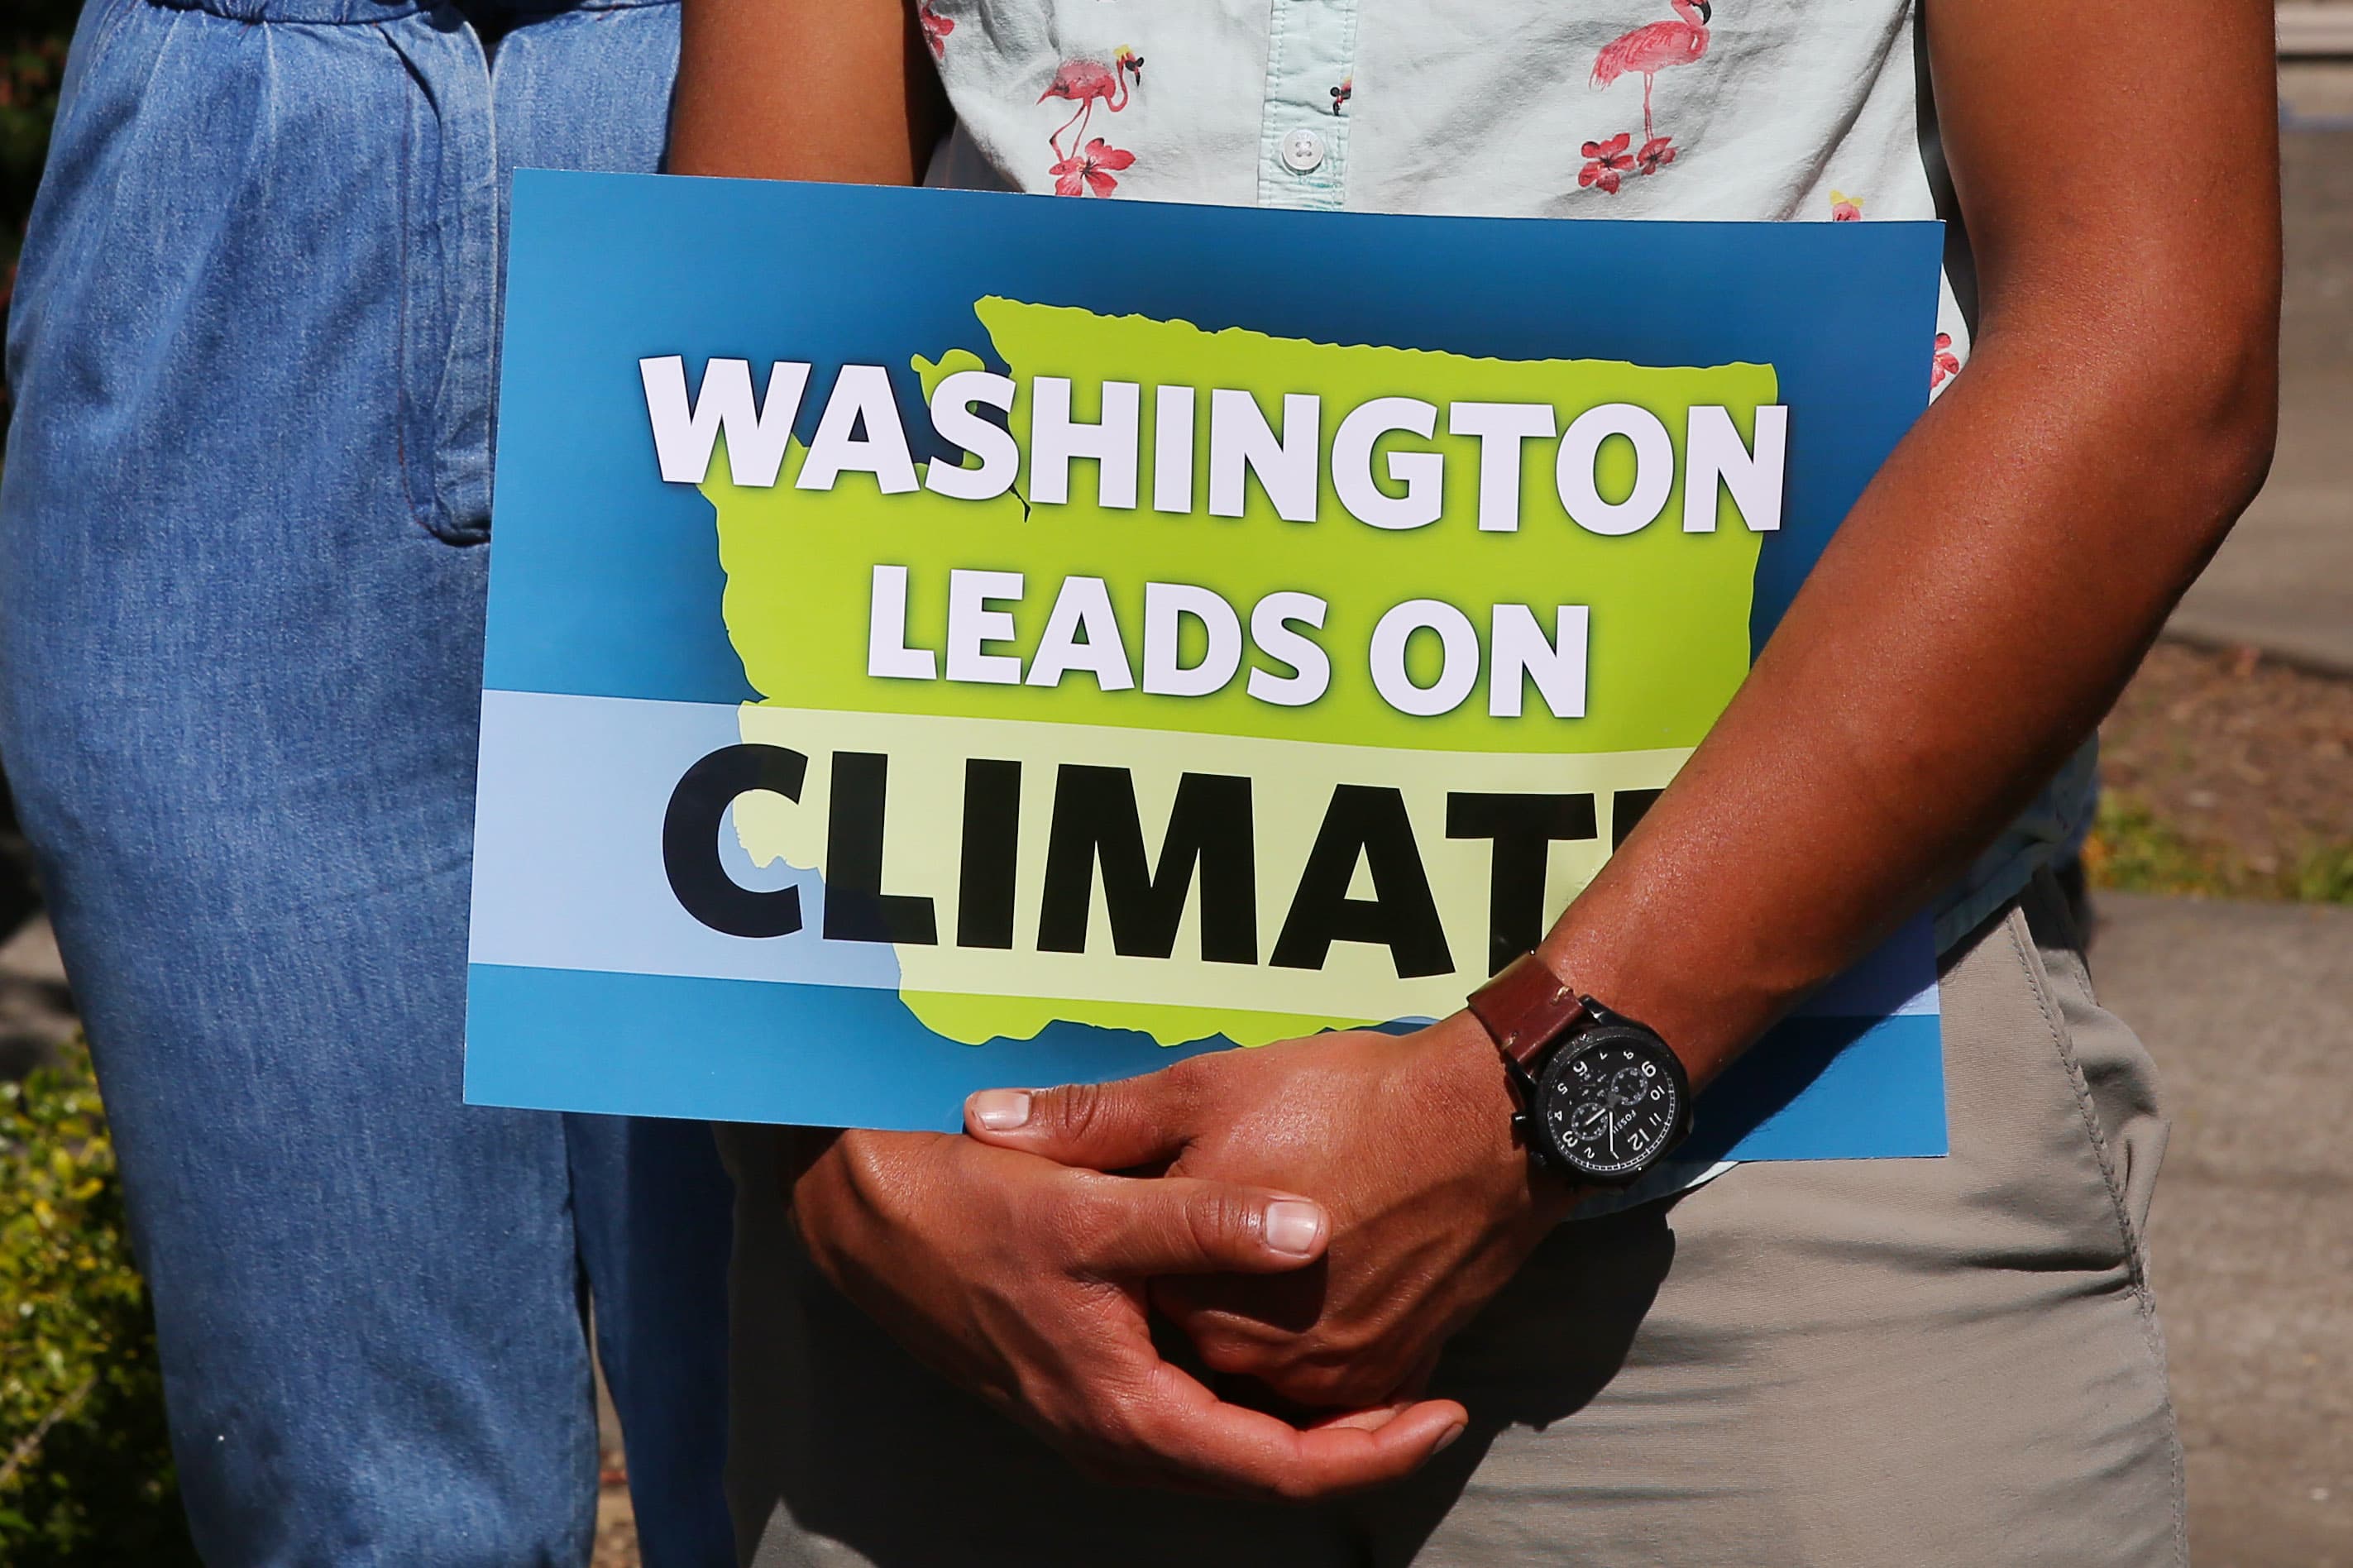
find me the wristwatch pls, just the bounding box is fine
[1466,953,1693,1186]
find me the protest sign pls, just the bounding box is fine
[467,171,1947,1163]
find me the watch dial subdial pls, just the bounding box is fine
[1536,1030,1686,1182]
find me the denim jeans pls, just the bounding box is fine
[0,0,734,1562]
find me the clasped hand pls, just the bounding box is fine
[786,1011,1577,1500]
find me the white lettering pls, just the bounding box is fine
[1246,591,1331,707]
[639,356,809,488]
[1332,398,1443,531]
[1446,401,1557,533]
[1208,390,1321,523]
[1143,581,1244,697]
[1026,575,1135,691]
[1153,385,1196,514]
[1682,404,1787,533]
[1489,604,1589,718]
[1031,377,1141,509]
[924,370,1021,502]
[866,565,937,681]
[796,365,920,494]
[946,569,1024,684]
[1556,403,1674,536]
[1370,600,1480,717]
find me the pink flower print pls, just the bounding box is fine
[1052,137,1135,198]
[1830,189,1864,222]
[1579,133,1635,194]
[918,1,953,59]
[1930,331,1961,389]
[1633,135,1676,176]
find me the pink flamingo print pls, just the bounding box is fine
[1592,0,1711,145]
[918,1,953,60]
[1039,47,1141,162]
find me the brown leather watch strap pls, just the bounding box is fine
[1465,951,1589,1070]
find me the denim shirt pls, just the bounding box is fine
[920,0,2098,955]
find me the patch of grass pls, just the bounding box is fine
[2287,841,2353,905]
[0,1038,197,1566]
[2083,792,2353,905]
[2082,795,2223,897]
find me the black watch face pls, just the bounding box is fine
[1534,1026,1687,1183]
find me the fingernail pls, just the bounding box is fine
[1261,1198,1325,1257]
[968,1089,1032,1131]
[1433,1423,1466,1455]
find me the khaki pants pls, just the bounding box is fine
[720,875,2182,1566]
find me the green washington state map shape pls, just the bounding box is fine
[701,298,1776,1048]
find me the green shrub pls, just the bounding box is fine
[0,1038,197,1566]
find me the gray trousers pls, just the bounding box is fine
[720,876,2181,1566]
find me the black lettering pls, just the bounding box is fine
[662,743,807,939]
[957,758,1022,949]
[1036,767,1256,963]
[1611,787,1663,850]
[824,752,939,944]
[1444,792,1597,976]
[1271,785,1452,978]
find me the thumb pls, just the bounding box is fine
[965,1071,1191,1171]
[1065,1175,1330,1278]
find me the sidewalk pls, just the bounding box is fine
[2167,92,2353,674]
[2092,892,2353,1567]
[0,912,72,1078]
[2279,4,2353,62]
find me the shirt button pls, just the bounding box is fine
[1279,127,1326,173]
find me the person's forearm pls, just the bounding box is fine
[1542,299,2276,1083]
[1534,0,2282,1088]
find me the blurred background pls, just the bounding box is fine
[1,9,2348,1566]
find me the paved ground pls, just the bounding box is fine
[2093,893,2353,1568]
[0,909,72,1078]
[2139,96,2353,1553]
[2132,114,2353,1568]
[2169,103,2353,674]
